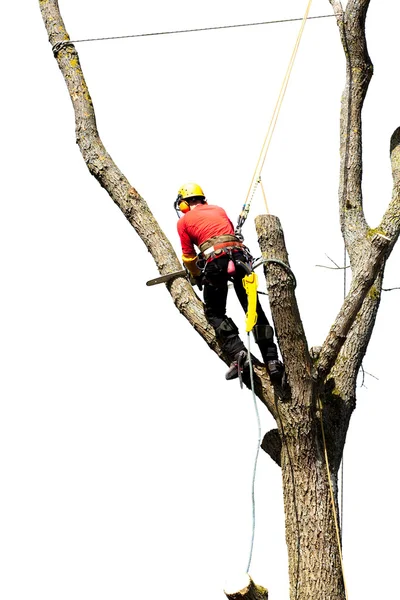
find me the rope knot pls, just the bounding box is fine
[52,40,75,56]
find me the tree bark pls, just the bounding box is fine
[255,215,312,392]
[280,429,345,600]
[224,574,268,600]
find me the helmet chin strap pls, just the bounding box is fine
[174,197,182,218]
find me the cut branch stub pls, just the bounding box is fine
[224,574,268,600]
[255,214,312,390]
[261,428,282,467]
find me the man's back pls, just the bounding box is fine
[177,204,234,255]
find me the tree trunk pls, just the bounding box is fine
[255,214,346,599]
[280,426,345,600]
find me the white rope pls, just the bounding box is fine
[245,333,262,573]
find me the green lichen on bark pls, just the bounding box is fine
[366,227,388,239]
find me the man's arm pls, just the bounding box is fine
[177,219,201,277]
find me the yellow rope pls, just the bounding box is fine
[244,0,313,214]
[242,3,348,593]
[259,178,270,214]
[318,398,349,600]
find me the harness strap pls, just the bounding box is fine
[199,234,240,253]
[202,241,244,258]
[197,236,252,270]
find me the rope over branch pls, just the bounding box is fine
[52,40,75,55]
[253,257,297,288]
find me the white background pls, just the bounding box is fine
[1,1,399,598]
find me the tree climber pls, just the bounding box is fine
[175,182,284,383]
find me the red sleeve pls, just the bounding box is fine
[177,217,196,256]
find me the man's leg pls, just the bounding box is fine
[203,259,248,379]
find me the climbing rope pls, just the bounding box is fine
[243,259,295,572]
[253,257,297,288]
[236,0,313,236]
[245,332,262,574]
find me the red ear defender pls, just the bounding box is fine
[179,201,190,213]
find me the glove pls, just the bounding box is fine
[182,254,201,277]
[182,255,202,290]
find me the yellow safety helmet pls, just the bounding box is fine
[176,182,206,214]
[177,182,205,201]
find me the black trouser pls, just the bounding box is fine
[203,251,279,363]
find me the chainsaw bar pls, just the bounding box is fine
[146,269,188,286]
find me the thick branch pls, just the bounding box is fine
[38,0,279,413]
[333,0,372,265]
[329,266,384,400]
[255,215,312,393]
[320,267,385,470]
[39,0,179,276]
[224,574,268,600]
[37,1,225,366]
[317,232,390,378]
[333,3,400,265]
[329,0,343,19]
[318,0,400,380]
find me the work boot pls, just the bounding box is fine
[267,359,284,385]
[225,350,249,381]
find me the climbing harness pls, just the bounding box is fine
[197,236,254,277]
[199,235,245,261]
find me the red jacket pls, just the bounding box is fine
[177,204,235,256]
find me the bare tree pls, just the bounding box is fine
[39,1,400,599]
